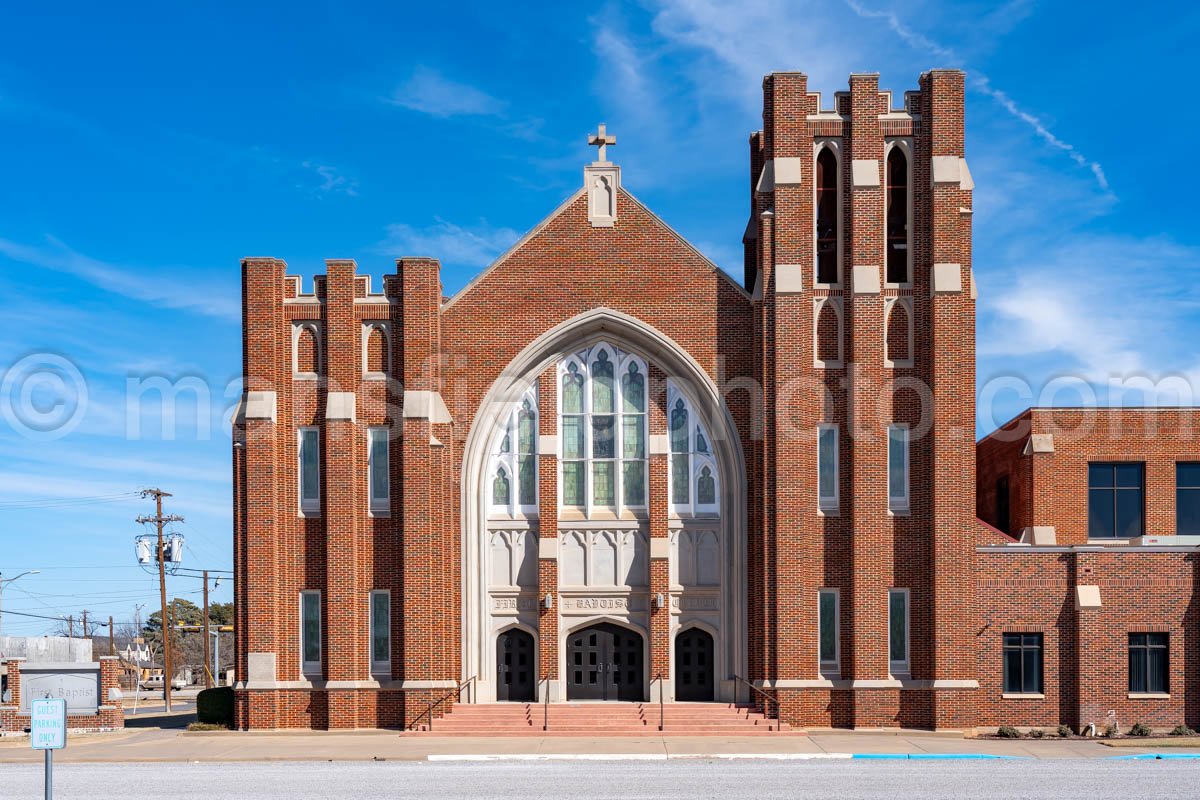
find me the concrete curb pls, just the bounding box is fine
[427,753,1024,762]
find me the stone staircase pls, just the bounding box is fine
[412,702,801,736]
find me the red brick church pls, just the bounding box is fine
[231,69,1200,733]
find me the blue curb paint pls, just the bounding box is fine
[1109,753,1200,760]
[852,753,1024,760]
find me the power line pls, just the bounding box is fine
[0,491,142,510]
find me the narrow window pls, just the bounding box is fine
[294,323,319,376]
[298,427,320,514]
[1129,633,1168,694]
[697,466,716,506]
[517,399,537,507]
[888,588,909,674]
[817,424,838,511]
[995,476,1011,534]
[621,361,646,507]
[364,323,389,375]
[591,350,616,508]
[493,466,510,506]
[561,362,586,508]
[370,590,391,674]
[300,590,322,675]
[368,427,389,513]
[1176,463,1200,535]
[888,424,909,512]
[885,146,909,284]
[1088,463,1144,539]
[670,398,690,506]
[819,589,839,672]
[1002,633,1043,694]
[815,147,839,284]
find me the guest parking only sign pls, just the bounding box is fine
[30,699,67,750]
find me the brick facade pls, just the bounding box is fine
[231,69,1200,733]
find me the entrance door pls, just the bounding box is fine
[567,623,644,701]
[497,629,536,702]
[675,628,714,701]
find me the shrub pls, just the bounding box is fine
[1057,725,1073,738]
[1029,728,1045,739]
[1104,723,1120,738]
[1129,722,1152,738]
[996,726,1022,739]
[1170,725,1194,737]
[196,686,235,726]
[187,722,230,732]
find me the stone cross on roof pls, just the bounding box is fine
[588,123,616,163]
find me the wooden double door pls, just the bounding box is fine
[496,629,536,702]
[566,623,645,701]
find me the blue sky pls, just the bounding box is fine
[1,0,1197,635]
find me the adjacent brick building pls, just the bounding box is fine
[231,69,1200,732]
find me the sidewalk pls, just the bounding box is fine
[3,725,1198,763]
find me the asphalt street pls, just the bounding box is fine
[0,758,1196,799]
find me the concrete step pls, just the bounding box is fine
[414,702,801,736]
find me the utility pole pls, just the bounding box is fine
[108,616,115,656]
[67,616,73,639]
[81,610,89,639]
[137,488,183,713]
[202,570,212,689]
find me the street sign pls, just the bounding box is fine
[30,698,67,750]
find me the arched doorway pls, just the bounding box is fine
[496,629,536,702]
[675,628,715,701]
[566,623,644,701]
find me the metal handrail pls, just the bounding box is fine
[652,672,665,731]
[541,677,550,731]
[733,675,780,732]
[409,675,476,732]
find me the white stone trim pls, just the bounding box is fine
[538,434,557,453]
[813,297,844,369]
[883,296,914,369]
[585,163,620,227]
[650,537,670,559]
[775,264,804,294]
[932,155,961,183]
[648,434,670,456]
[237,391,278,423]
[403,390,453,424]
[398,680,461,690]
[1023,433,1055,455]
[756,679,978,690]
[361,320,392,377]
[851,159,880,188]
[851,264,880,295]
[1019,526,1057,546]
[325,392,356,422]
[931,262,962,295]
[773,157,803,185]
[538,537,557,560]
[291,320,322,378]
[1076,585,1102,609]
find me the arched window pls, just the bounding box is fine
[489,386,538,516]
[815,299,842,367]
[558,343,647,516]
[885,299,912,367]
[293,322,320,376]
[815,146,839,285]
[886,145,910,284]
[668,385,720,516]
[363,322,390,376]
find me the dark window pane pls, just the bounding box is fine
[819,592,837,664]
[1003,649,1020,693]
[1089,489,1115,538]
[1148,645,1168,694]
[1178,463,1200,488]
[1179,488,1200,535]
[1088,463,1114,488]
[1115,490,1144,538]
[1114,463,1143,488]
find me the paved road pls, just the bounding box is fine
[0,759,1196,799]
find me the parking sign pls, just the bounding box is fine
[30,698,67,750]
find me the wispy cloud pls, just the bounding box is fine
[300,161,359,197]
[375,218,521,272]
[0,236,239,321]
[844,0,1111,193]
[385,66,506,118]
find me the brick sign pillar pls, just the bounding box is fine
[536,366,560,701]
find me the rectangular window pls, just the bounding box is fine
[887,425,909,512]
[888,588,909,674]
[995,475,1011,534]
[370,590,391,674]
[368,428,389,513]
[1177,463,1200,536]
[300,590,322,675]
[1129,633,1168,694]
[817,425,838,511]
[1002,633,1043,694]
[298,427,320,514]
[818,589,839,671]
[1088,462,1144,539]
